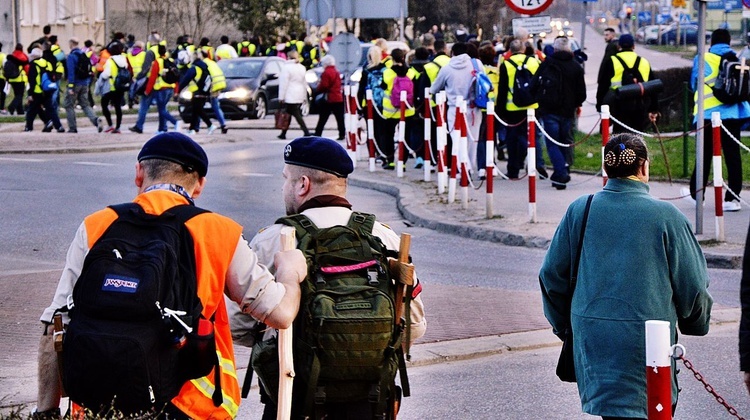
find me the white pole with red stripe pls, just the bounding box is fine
[397,90,407,178]
[366,89,376,172]
[486,101,495,219]
[645,320,672,420]
[436,92,448,194]
[601,105,611,185]
[712,112,725,242]
[423,87,432,182]
[448,96,462,203]
[344,85,357,168]
[527,108,537,223]
[348,84,359,162]
[459,99,469,210]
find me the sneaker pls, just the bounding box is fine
[173,121,181,132]
[56,127,66,133]
[680,187,696,205]
[723,199,741,212]
[67,129,78,133]
[96,117,103,133]
[23,127,32,132]
[207,125,217,135]
[414,157,424,169]
[112,129,121,134]
[128,126,143,134]
[0,110,8,115]
[382,161,395,170]
[537,166,549,180]
[478,168,487,180]
[42,121,53,133]
[188,130,196,135]
[154,130,167,135]
[104,126,115,133]
[221,125,228,134]
[277,134,286,140]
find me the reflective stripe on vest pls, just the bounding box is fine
[504,54,539,111]
[610,51,650,89]
[186,63,206,93]
[205,59,226,92]
[189,375,239,418]
[694,52,723,114]
[32,58,50,94]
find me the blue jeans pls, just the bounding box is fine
[156,88,177,132]
[135,92,155,130]
[211,96,226,127]
[540,114,573,181]
[504,123,541,178]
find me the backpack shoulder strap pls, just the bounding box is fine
[275,214,319,242]
[346,211,376,236]
[165,204,210,224]
[613,54,628,70]
[521,55,531,68]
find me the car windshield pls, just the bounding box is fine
[218,60,263,79]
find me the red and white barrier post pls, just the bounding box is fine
[712,112,725,242]
[348,84,359,164]
[527,108,537,223]
[423,87,432,182]
[645,320,672,420]
[459,99,469,209]
[343,86,356,167]
[448,96,463,203]
[601,105,611,185]
[436,92,448,194]
[366,89,376,172]
[397,90,407,178]
[486,101,495,218]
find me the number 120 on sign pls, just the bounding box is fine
[505,0,554,16]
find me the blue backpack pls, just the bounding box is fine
[470,59,493,109]
[366,66,385,108]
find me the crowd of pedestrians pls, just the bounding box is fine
[0,27,330,135]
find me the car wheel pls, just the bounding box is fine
[253,95,267,119]
[300,98,310,117]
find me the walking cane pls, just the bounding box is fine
[277,231,296,420]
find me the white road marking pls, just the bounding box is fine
[0,157,48,162]
[242,173,274,177]
[73,161,116,166]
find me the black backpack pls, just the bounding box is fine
[511,56,537,108]
[113,62,132,92]
[2,57,20,79]
[614,55,644,87]
[61,203,222,415]
[711,52,750,105]
[74,51,92,80]
[250,212,411,419]
[534,60,565,110]
[161,58,179,84]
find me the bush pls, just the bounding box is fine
[652,66,694,132]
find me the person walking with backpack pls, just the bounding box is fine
[357,45,387,163]
[312,55,345,140]
[242,136,426,420]
[420,40,451,162]
[24,48,55,132]
[98,42,131,133]
[177,50,215,135]
[5,43,27,116]
[533,36,586,190]
[64,37,102,133]
[34,132,308,419]
[684,28,750,212]
[382,49,416,169]
[277,50,310,140]
[595,34,659,134]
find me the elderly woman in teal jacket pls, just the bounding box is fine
[539,133,713,420]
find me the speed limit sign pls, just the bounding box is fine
[505,0,555,15]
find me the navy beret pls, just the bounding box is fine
[137,132,209,177]
[284,136,353,178]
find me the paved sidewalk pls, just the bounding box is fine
[0,115,744,413]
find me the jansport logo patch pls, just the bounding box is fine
[102,275,140,293]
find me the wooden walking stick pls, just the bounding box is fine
[277,231,296,420]
[393,233,414,333]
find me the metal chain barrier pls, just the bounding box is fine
[493,113,527,128]
[536,121,570,148]
[673,353,746,420]
[723,182,750,208]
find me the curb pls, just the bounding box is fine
[349,173,743,269]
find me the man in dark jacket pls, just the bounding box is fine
[600,27,619,65]
[534,36,586,190]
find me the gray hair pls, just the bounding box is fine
[321,54,335,67]
[553,37,571,53]
[509,39,523,54]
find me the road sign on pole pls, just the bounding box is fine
[328,33,361,76]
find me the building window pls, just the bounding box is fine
[73,0,84,23]
[20,0,39,25]
[96,0,104,21]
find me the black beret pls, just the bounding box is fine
[283,136,353,178]
[137,132,209,177]
[618,34,634,49]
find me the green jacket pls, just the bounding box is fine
[539,178,712,418]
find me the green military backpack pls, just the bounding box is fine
[251,212,411,419]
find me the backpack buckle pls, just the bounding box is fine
[367,269,379,286]
[315,272,326,285]
[352,213,367,224]
[368,384,381,404]
[299,217,313,229]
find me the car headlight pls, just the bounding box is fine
[224,88,251,100]
[179,90,193,101]
[306,71,319,84]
